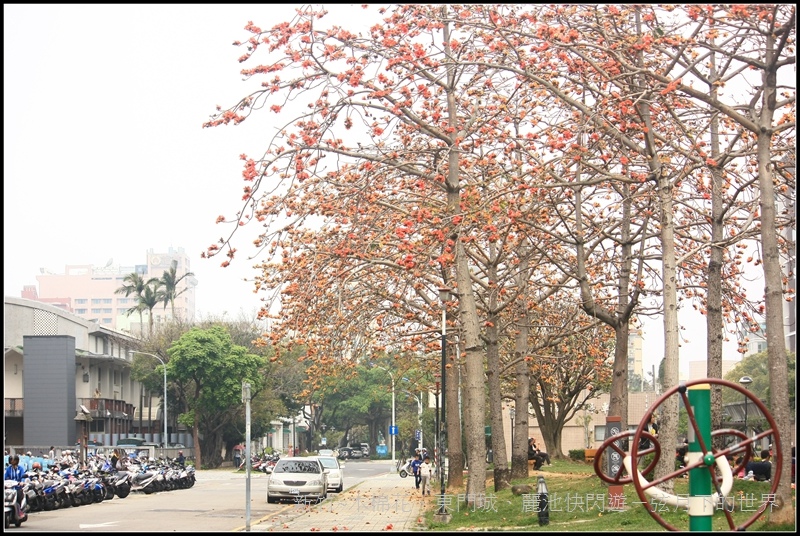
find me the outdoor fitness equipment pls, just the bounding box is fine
[593,378,782,531]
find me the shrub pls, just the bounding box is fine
[569,449,586,461]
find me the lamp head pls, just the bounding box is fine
[537,475,548,493]
[738,376,753,386]
[438,286,451,302]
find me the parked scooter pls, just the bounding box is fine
[397,458,414,478]
[4,479,29,528]
[129,460,162,494]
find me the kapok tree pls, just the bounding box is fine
[202,5,553,497]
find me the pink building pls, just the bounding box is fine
[20,247,197,334]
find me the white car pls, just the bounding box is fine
[266,457,329,504]
[313,455,344,493]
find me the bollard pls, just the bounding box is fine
[536,475,549,526]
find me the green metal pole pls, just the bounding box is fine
[687,384,713,531]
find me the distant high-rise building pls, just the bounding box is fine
[627,328,645,389]
[20,247,197,333]
[688,359,740,381]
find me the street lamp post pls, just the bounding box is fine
[739,376,753,444]
[436,286,451,519]
[403,385,424,451]
[510,407,516,448]
[133,351,168,453]
[374,365,396,464]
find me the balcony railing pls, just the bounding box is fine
[5,398,23,417]
[77,397,137,421]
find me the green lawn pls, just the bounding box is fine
[424,459,795,532]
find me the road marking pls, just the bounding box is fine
[79,522,120,528]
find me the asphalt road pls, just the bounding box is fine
[12,459,394,532]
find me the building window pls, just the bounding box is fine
[594,426,606,442]
[118,298,129,304]
[102,308,112,313]
[92,298,102,304]
[91,308,101,314]
[117,308,127,314]
[75,299,88,304]
[102,318,112,324]
[103,298,112,304]
[76,308,87,314]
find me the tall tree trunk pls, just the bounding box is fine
[511,254,532,480]
[444,9,486,500]
[486,260,510,491]
[635,7,679,493]
[454,241,487,501]
[705,50,726,448]
[445,339,464,487]
[575,183,636,434]
[755,80,793,525]
[193,415,201,469]
[653,165,681,495]
[752,18,794,522]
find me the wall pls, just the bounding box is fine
[23,335,77,446]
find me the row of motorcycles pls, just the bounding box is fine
[240,452,281,473]
[4,454,195,529]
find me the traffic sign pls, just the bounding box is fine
[415,429,422,441]
[390,425,398,436]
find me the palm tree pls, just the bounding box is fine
[115,272,157,335]
[159,260,195,320]
[138,280,165,336]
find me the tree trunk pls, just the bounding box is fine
[445,338,464,487]
[654,166,681,495]
[635,8,679,494]
[442,9,487,501]
[705,54,726,449]
[511,254,532,480]
[487,342,510,491]
[455,240,487,501]
[510,352,531,480]
[756,108,793,525]
[486,261,510,491]
[193,416,201,469]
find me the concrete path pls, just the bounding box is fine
[243,463,430,532]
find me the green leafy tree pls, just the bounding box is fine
[167,326,266,468]
[723,351,796,410]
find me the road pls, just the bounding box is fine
[13,459,395,532]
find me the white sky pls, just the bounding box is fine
[4,4,752,377]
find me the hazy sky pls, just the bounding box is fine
[4,4,752,377]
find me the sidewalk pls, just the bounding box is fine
[245,462,430,532]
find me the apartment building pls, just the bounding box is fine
[3,296,189,449]
[21,247,197,334]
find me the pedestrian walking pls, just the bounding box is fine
[410,453,422,489]
[419,455,434,496]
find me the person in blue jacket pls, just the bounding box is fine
[4,454,27,513]
[410,453,423,490]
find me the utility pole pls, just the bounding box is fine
[243,382,251,531]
